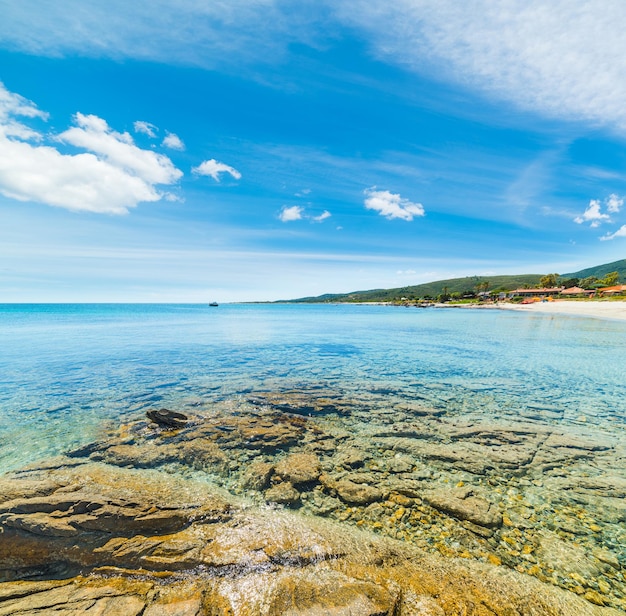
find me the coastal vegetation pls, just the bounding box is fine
[285,259,626,304]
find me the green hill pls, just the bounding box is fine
[564,258,626,281]
[285,259,625,303]
[287,274,542,303]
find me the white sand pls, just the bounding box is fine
[495,300,626,321]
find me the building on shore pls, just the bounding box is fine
[508,287,563,299]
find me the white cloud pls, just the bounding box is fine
[364,187,425,221]
[0,84,182,214]
[6,3,626,133]
[59,113,182,184]
[278,206,331,223]
[573,199,604,225]
[0,81,48,140]
[573,196,621,227]
[162,132,185,150]
[600,224,626,241]
[279,205,303,222]
[0,0,301,68]
[312,210,331,222]
[192,158,241,182]
[133,120,157,137]
[337,1,626,133]
[606,193,623,213]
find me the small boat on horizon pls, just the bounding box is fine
[209,302,219,307]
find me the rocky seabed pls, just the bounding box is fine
[0,387,624,615]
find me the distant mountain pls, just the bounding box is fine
[284,259,625,303]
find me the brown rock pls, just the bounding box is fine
[264,569,399,615]
[0,582,148,616]
[143,597,203,616]
[265,482,301,506]
[275,453,321,485]
[334,479,384,505]
[241,460,275,490]
[424,487,502,528]
[335,448,368,469]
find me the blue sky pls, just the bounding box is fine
[1,1,626,302]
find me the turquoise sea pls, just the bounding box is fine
[1,302,624,473]
[2,303,626,605]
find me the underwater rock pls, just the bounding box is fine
[241,460,275,491]
[275,452,321,486]
[536,531,609,580]
[335,447,368,469]
[146,408,189,429]
[0,461,622,615]
[235,415,306,452]
[255,568,400,615]
[424,487,503,528]
[323,476,385,505]
[265,481,301,506]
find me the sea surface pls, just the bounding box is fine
[1,302,625,473]
[3,302,626,606]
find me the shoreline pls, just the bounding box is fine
[438,299,626,321]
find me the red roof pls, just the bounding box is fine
[510,288,562,293]
[561,286,593,295]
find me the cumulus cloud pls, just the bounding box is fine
[278,205,304,222]
[574,195,622,227]
[162,132,185,150]
[0,83,182,214]
[606,193,623,213]
[133,120,157,137]
[278,206,331,223]
[192,158,241,182]
[574,199,610,227]
[364,188,425,221]
[600,225,626,241]
[59,113,182,185]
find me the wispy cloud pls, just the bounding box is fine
[0,81,48,140]
[0,0,308,68]
[337,1,626,133]
[0,83,182,214]
[364,187,425,221]
[192,158,241,182]
[278,205,303,222]
[162,132,185,150]
[600,224,626,241]
[5,2,626,135]
[312,210,331,222]
[133,120,157,137]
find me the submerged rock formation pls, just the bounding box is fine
[0,461,621,615]
[1,386,625,614]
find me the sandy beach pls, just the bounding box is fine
[494,299,626,321]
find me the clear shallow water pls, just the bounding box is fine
[0,302,625,473]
